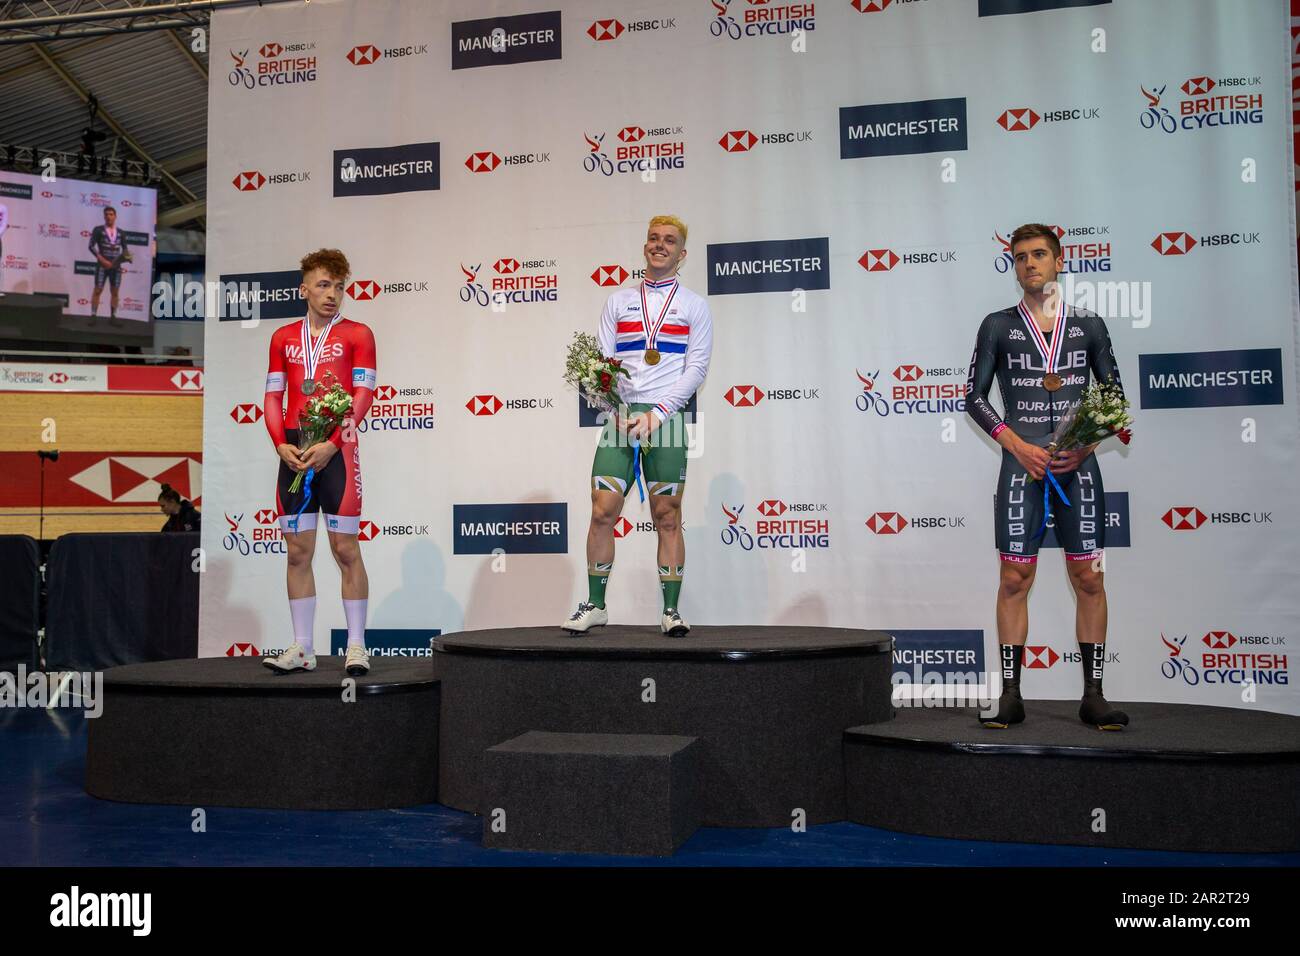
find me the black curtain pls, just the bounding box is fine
[45,532,199,671]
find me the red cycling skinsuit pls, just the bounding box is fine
[263,317,376,535]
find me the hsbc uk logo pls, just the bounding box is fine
[587,17,676,41]
[345,42,429,66]
[227,43,317,92]
[1023,646,1059,669]
[993,224,1112,274]
[465,149,550,173]
[232,169,310,192]
[356,520,432,541]
[457,257,559,308]
[466,394,555,416]
[345,277,430,300]
[859,246,956,272]
[995,105,1099,132]
[718,128,812,153]
[855,364,968,418]
[590,264,645,287]
[709,0,816,41]
[1139,75,1263,134]
[230,403,263,424]
[724,384,820,407]
[37,222,71,240]
[613,517,666,538]
[362,382,435,436]
[1161,506,1271,530]
[1151,229,1259,256]
[865,511,966,534]
[720,497,830,551]
[583,124,687,177]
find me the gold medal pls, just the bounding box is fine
[1043,373,1063,392]
[644,349,661,366]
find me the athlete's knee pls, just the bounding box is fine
[650,500,681,534]
[330,536,362,567]
[285,539,313,568]
[998,562,1035,599]
[589,494,622,527]
[1068,563,1105,598]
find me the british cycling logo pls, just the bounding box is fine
[1139,74,1263,134]
[583,125,686,177]
[720,498,830,550]
[228,42,318,91]
[223,511,286,556]
[855,364,967,418]
[456,257,558,308]
[1160,632,1288,688]
[709,0,815,40]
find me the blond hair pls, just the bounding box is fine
[648,215,687,245]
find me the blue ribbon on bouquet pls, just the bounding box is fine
[289,467,315,532]
[1034,468,1070,540]
[630,440,647,503]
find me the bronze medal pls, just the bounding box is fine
[1043,373,1063,392]
[644,349,661,366]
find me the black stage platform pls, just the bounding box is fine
[431,626,894,827]
[83,629,1300,855]
[85,657,439,810]
[845,700,1300,853]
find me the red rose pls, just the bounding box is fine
[600,371,612,389]
[1117,427,1132,445]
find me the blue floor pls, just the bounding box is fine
[3,707,1296,867]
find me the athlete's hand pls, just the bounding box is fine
[299,442,338,473]
[625,412,659,441]
[1049,445,1094,475]
[277,443,305,472]
[97,256,112,269]
[1012,440,1052,481]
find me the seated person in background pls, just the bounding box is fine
[158,484,201,532]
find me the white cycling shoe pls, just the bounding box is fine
[562,602,609,634]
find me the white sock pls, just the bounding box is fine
[289,596,316,653]
[344,599,368,649]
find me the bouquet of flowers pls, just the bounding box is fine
[563,331,630,413]
[288,370,352,493]
[1046,378,1134,454]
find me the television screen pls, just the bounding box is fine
[0,172,157,322]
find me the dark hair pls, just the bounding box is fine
[1010,223,1061,259]
[158,484,182,504]
[104,206,117,216]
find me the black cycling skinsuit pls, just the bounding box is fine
[966,304,1124,563]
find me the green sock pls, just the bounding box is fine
[659,565,684,611]
[587,561,612,608]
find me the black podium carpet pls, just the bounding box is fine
[845,700,1300,852]
[85,657,439,810]
[432,625,893,827]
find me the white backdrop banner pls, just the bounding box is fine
[200,0,1300,715]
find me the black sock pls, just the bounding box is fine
[999,643,1023,694]
[1079,641,1107,695]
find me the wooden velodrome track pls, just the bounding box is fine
[0,391,203,536]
